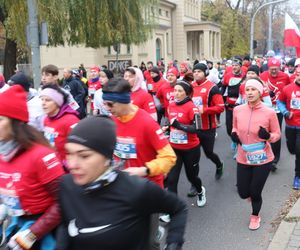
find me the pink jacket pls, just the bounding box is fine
[232,102,281,165]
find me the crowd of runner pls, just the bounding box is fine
[0,49,299,249]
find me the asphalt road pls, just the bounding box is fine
[164,115,294,250]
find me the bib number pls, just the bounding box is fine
[170,129,188,144]
[291,99,300,110]
[246,150,267,165]
[114,137,137,159]
[0,191,24,216]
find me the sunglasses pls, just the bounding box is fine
[103,101,115,108]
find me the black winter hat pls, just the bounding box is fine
[287,58,296,67]
[247,65,260,76]
[193,63,209,76]
[102,69,114,79]
[150,66,160,75]
[176,80,193,96]
[9,72,31,92]
[67,116,116,159]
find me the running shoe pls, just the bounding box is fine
[197,186,206,207]
[187,185,198,197]
[159,214,170,223]
[249,215,261,230]
[293,176,300,190]
[215,162,224,180]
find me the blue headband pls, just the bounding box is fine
[102,92,131,104]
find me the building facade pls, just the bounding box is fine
[40,0,221,73]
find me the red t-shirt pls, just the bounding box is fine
[260,71,290,105]
[144,70,153,84]
[290,73,296,84]
[156,82,175,114]
[168,101,200,150]
[278,82,300,126]
[113,109,168,188]
[44,114,79,162]
[223,71,245,106]
[192,79,224,130]
[87,79,101,110]
[131,88,156,116]
[0,144,64,215]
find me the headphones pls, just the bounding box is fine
[204,67,210,77]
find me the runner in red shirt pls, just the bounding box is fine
[87,66,102,113]
[102,77,176,248]
[166,80,206,207]
[40,84,79,167]
[260,58,290,169]
[222,57,246,136]
[124,67,157,121]
[192,63,225,183]
[143,61,154,91]
[277,67,300,189]
[0,86,64,249]
[156,67,179,118]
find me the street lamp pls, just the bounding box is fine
[250,0,288,59]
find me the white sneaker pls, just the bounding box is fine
[197,186,206,207]
[159,214,170,223]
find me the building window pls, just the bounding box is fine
[166,11,169,17]
[159,9,162,15]
[127,45,131,54]
[108,46,111,55]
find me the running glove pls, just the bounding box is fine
[258,126,270,140]
[231,132,241,144]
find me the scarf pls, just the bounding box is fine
[0,140,20,162]
[175,96,191,105]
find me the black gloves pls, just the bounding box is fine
[171,119,180,129]
[231,132,241,144]
[258,126,270,140]
[269,90,275,98]
[164,243,182,250]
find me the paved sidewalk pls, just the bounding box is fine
[268,197,300,250]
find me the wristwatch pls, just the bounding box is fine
[145,166,151,176]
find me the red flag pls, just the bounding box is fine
[284,13,300,57]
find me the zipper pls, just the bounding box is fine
[246,106,253,144]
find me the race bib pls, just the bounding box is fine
[0,189,24,216]
[192,97,203,108]
[44,128,57,146]
[291,98,300,110]
[114,137,137,159]
[147,83,153,91]
[246,149,267,165]
[170,129,188,144]
[228,78,241,86]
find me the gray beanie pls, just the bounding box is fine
[67,116,116,158]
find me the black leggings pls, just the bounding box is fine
[197,129,222,169]
[225,108,233,137]
[167,146,202,194]
[285,127,300,177]
[271,113,283,164]
[237,162,271,216]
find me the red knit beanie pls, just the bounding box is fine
[167,67,179,77]
[0,85,29,122]
[268,58,280,67]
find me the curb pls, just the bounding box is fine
[268,198,300,250]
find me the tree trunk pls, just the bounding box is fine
[3,38,17,80]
